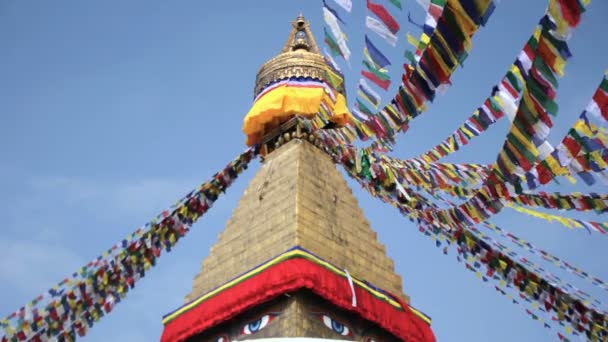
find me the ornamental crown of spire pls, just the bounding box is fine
[254,15,327,97]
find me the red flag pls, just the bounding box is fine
[367,0,400,34]
[557,0,583,27]
[593,89,608,120]
[362,70,391,90]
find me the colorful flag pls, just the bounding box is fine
[367,0,400,34]
[364,35,391,68]
[362,70,391,90]
[365,16,398,47]
[323,7,351,60]
[359,79,382,108]
[324,28,343,58]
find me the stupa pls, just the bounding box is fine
[161,15,435,342]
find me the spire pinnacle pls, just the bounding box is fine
[281,14,321,54]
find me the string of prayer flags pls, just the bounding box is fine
[492,2,588,186]
[328,144,608,339]
[407,184,607,312]
[415,187,608,299]
[514,72,608,190]
[355,35,392,113]
[505,203,608,235]
[464,223,604,311]
[367,17,586,228]
[322,0,499,150]
[415,221,567,337]
[0,149,258,342]
[417,32,549,163]
[413,0,447,59]
[365,0,498,151]
[410,205,608,339]
[510,191,608,214]
[476,221,608,294]
[449,226,607,340]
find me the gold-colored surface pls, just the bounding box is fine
[254,15,329,98]
[187,139,408,304]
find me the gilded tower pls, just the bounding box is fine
[161,16,435,342]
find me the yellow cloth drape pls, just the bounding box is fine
[243,82,351,146]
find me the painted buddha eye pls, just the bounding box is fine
[240,314,277,335]
[321,314,352,336]
[215,335,229,342]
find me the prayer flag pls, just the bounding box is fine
[366,16,398,47]
[367,0,401,34]
[362,70,391,90]
[365,35,391,68]
[323,7,351,60]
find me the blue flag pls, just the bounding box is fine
[365,35,391,68]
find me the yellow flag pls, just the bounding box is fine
[406,32,420,49]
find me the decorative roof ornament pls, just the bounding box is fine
[254,15,327,98]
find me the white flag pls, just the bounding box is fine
[496,92,517,122]
[324,7,351,60]
[537,141,554,160]
[324,48,342,71]
[359,79,381,106]
[365,16,398,47]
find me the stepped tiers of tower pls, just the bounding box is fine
[187,138,406,302]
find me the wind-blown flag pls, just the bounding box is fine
[356,98,375,116]
[324,48,342,71]
[362,70,391,90]
[359,79,382,108]
[323,7,351,60]
[331,0,352,13]
[367,0,400,34]
[365,35,391,68]
[324,28,344,58]
[365,16,398,47]
[352,107,370,122]
[404,49,417,64]
[323,0,346,25]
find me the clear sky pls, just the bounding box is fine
[1,1,607,341]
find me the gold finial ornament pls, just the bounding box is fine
[254,15,331,98]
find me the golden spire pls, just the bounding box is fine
[254,15,327,97]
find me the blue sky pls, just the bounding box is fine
[1,1,607,341]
